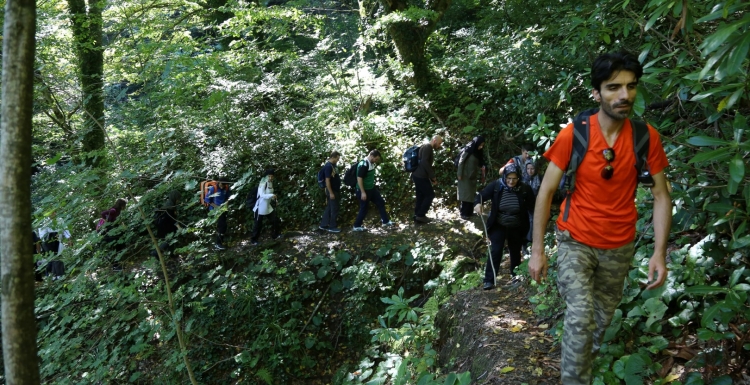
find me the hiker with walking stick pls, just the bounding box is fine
[474,163,535,290]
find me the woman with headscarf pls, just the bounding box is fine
[457,136,487,219]
[251,168,281,246]
[474,164,535,290]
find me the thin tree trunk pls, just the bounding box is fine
[377,0,453,92]
[0,0,41,383]
[67,0,105,163]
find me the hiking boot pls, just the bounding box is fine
[318,225,328,231]
[352,226,366,232]
[482,282,494,290]
[250,240,259,246]
[382,221,395,227]
[328,227,341,233]
[214,243,226,251]
[415,216,430,223]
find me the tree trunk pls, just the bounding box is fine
[0,0,42,383]
[378,0,453,92]
[67,0,105,164]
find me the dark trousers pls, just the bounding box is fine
[412,176,435,217]
[216,212,227,246]
[354,188,390,227]
[252,210,280,242]
[320,188,340,228]
[460,201,474,217]
[484,224,525,282]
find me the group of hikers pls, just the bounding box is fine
[33,51,671,385]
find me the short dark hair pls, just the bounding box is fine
[330,151,341,158]
[591,51,643,91]
[521,143,534,152]
[368,149,381,158]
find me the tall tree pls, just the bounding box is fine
[67,0,105,163]
[376,0,452,92]
[0,0,41,383]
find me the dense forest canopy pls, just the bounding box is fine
[0,0,748,382]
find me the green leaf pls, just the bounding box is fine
[729,267,746,287]
[730,154,745,183]
[710,375,733,385]
[688,147,733,164]
[443,373,457,385]
[463,125,476,134]
[701,303,729,328]
[633,91,645,116]
[686,136,730,146]
[457,372,472,385]
[732,283,750,291]
[700,21,743,55]
[45,152,63,165]
[685,285,729,295]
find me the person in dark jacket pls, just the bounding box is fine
[101,198,127,271]
[207,179,230,250]
[152,190,182,256]
[474,164,535,290]
[319,151,342,233]
[457,136,487,219]
[412,135,443,223]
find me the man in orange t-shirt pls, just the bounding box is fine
[529,52,672,385]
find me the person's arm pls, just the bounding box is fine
[457,152,466,181]
[325,164,335,199]
[646,171,672,289]
[423,146,436,182]
[529,162,564,283]
[473,181,495,214]
[357,161,368,201]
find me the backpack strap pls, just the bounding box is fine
[562,114,591,222]
[631,119,650,173]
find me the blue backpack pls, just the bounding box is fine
[403,145,420,172]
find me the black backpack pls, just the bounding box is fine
[41,231,59,253]
[557,108,650,222]
[403,145,420,172]
[246,185,259,210]
[343,160,362,188]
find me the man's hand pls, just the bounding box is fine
[457,176,462,181]
[474,204,482,214]
[431,178,437,185]
[529,251,548,283]
[329,191,336,199]
[360,192,368,201]
[646,255,668,290]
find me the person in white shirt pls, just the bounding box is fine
[251,168,281,245]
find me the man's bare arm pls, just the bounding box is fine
[646,171,672,289]
[529,162,564,283]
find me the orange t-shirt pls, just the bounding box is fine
[544,114,669,249]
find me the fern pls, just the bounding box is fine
[255,368,273,385]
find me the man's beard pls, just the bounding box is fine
[601,100,631,121]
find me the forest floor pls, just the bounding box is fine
[226,201,563,384]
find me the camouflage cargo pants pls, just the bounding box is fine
[556,229,634,385]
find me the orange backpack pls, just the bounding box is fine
[200,181,229,207]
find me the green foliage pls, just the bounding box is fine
[19,0,750,381]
